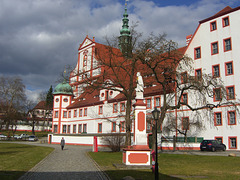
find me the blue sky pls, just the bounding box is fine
[0,0,239,102]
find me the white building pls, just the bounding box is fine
[183,6,240,150]
[49,5,240,150]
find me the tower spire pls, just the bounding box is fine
[119,0,132,57]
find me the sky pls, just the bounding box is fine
[0,0,240,102]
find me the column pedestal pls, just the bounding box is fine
[123,99,151,166]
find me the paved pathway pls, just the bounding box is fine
[18,142,109,180]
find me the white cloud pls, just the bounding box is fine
[25,89,42,103]
[0,0,239,101]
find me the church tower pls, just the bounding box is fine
[119,1,132,57]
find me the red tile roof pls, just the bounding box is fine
[199,6,240,24]
[67,43,187,109]
[34,101,52,110]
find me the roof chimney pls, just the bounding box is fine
[186,34,193,46]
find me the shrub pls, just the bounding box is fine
[102,134,125,152]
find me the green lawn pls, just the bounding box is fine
[89,151,240,180]
[0,143,54,180]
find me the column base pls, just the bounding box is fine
[123,145,151,166]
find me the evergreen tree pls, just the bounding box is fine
[46,85,53,109]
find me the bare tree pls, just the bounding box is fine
[163,112,204,142]
[136,34,238,150]
[0,76,26,132]
[77,29,143,146]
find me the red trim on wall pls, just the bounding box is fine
[194,46,201,59]
[212,64,220,78]
[225,61,234,76]
[223,37,232,52]
[222,16,230,27]
[226,85,235,100]
[128,153,149,164]
[215,136,223,143]
[58,96,63,133]
[228,136,237,149]
[98,123,102,133]
[227,110,236,125]
[154,96,161,107]
[210,20,217,31]
[146,98,152,109]
[211,41,219,55]
[137,112,145,132]
[214,112,222,126]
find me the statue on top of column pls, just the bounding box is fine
[136,72,144,99]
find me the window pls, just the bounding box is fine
[63,111,67,118]
[225,61,233,75]
[211,42,218,55]
[67,125,71,133]
[181,93,188,104]
[120,121,125,132]
[155,97,160,107]
[62,125,66,133]
[84,108,87,116]
[147,121,151,131]
[215,137,223,144]
[98,123,102,133]
[194,47,201,59]
[113,103,118,113]
[112,122,116,132]
[99,106,103,115]
[73,125,76,133]
[83,124,87,133]
[120,102,125,112]
[74,110,77,117]
[63,98,68,102]
[79,109,83,117]
[68,111,71,118]
[213,88,221,101]
[223,17,229,27]
[182,117,189,130]
[214,112,222,126]
[54,111,59,118]
[53,125,58,133]
[78,124,82,133]
[210,21,217,31]
[227,86,235,100]
[224,38,231,52]
[229,137,237,149]
[181,72,188,83]
[195,69,202,80]
[228,111,236,125]
[212,64,220,78]
[105,90,109,100]
[146,98,152,109]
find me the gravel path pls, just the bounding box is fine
[18,143,109,180]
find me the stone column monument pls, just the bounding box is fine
[123,72,151,166]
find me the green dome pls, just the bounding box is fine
[53,81,73,95]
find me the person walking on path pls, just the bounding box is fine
[60,137,65,150]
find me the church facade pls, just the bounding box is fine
[49,5,240,151]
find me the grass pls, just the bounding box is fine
[89,151,240,180]
[0,143,54,180]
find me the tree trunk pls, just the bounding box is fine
[125,97,132,146]
[32,120,35,135]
